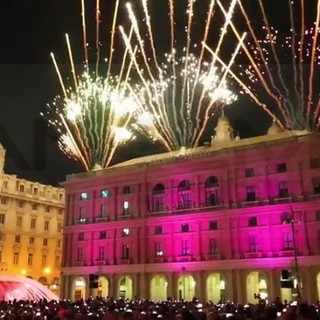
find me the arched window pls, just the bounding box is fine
[205,176,219,206]
[152,184,166,212]
[177,180,192,209]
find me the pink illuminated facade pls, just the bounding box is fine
[61,131,320,303]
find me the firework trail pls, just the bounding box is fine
[209,0,320,131]
[42,0,138,171]
[120,0,241,151]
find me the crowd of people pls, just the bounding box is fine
[0,297,319,320]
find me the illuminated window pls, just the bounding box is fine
[277,163,287,173]
[30,218,36,229]
[27,253,33,266]
[123,186,131,194]
[155,242,163,257]
[123,201,130,215]
[209,238,218,255]
[246,186,256,201]
[122,228,130,236]
[80,192,88,200]
[122,245,130,259]
[181,224,189,232]
[155,226,163,235]
[13,252,19,265]
[101,189,109,198]
[181,240,190,256]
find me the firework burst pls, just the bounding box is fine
[206,0,320,131]
[42,0,138,171]
[120,0,241,151]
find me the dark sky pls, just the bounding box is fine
[0,0,314,186]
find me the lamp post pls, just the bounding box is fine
[282,207,302,301]
[182,267,186,300]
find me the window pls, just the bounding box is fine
[42,255,47,266]
[2,181,7,189]
[0,251,2,262]
[17,200,24,208]
[123,201,130,215]
[0,214,5,224]
[279,181,289,198]
[57,223,62,232]
[0,233,4,241]
[30,218,36,229]
[205,177,219,206]
[155,226,163,235]
[122,228,130,236]
[249,235,259,252]
[310,158,320,169]
[79,208,86,221]
[177,180,192,209]
[122,245,130,259]
[16,216,22,227]
[58,209,63,215]
[248,217,257,227]
[57,240,61,247]
[209,221,218,230]
[59,193,63,201]
[155,242,163,257]
[78,233,84,241]
[77,248,83,261]
[15,235,20,243]
[13,252,19,265]
[123,186,131,194]
[152,184,165,212]
[98,246,105,260]
[29,237,35,245]
[43,238,48,246]
[316,211,320,221]
[283,232,293,250]
[313,178,320,194]
[27,253,33,266]
[181,240,190,256]
[33,188,38,195]
[19,185,24,192]
[181,224,189,232]
[0,197,7,205]
[100,205,108,217]
[80,192,88,200]
[32,204,37,211]
[45,207,50,213]
[209,238,218,255]
[101,189,109,198]
[100,231,107,239]
[277,163,287,173]
[44,220,49,231]
[246,186,256,201]
[245,168,255,178]
[55,256,60,267]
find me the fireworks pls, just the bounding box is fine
[120,0,240,151]
[207,0,320,131]
[42,0,137,171]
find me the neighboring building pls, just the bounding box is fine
[0,144,64,295]
[61,127,320,303]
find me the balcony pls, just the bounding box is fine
[206,254,221,260]
[95,216,109,222]
[278,250,294,257]
[119,259,130,264]
[244,251,263,259]
[151,257,164,263]
[96,259,108,266]
[175,255,193,262]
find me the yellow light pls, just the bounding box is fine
[44,267,51,275]
[21,269,27,275]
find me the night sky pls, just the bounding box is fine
[0,0,314,186]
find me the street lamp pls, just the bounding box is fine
[281,207,302,301]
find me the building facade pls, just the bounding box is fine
[0,144,65,295]
[61,131,320,303]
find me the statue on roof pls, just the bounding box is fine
[211,111,237,145]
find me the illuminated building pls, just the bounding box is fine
[61,125,320,303]
[0,144,64,295]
